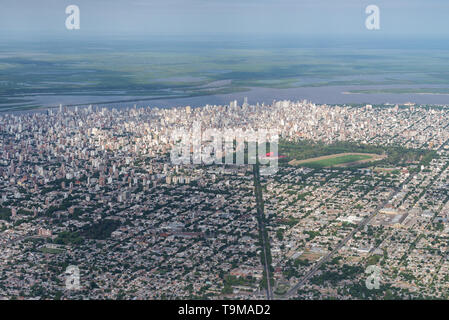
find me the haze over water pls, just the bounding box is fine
[2,1,449,111]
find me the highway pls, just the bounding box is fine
[253,163,274,300]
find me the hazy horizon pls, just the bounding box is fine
[1,0,449,40]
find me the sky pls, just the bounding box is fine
[1,0,449,40]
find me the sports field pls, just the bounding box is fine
[288,153,385,168]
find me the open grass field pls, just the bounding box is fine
[289,152,386,168]
[39,247,64,254]
[280,139,437,169]
[298,250,323,262]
